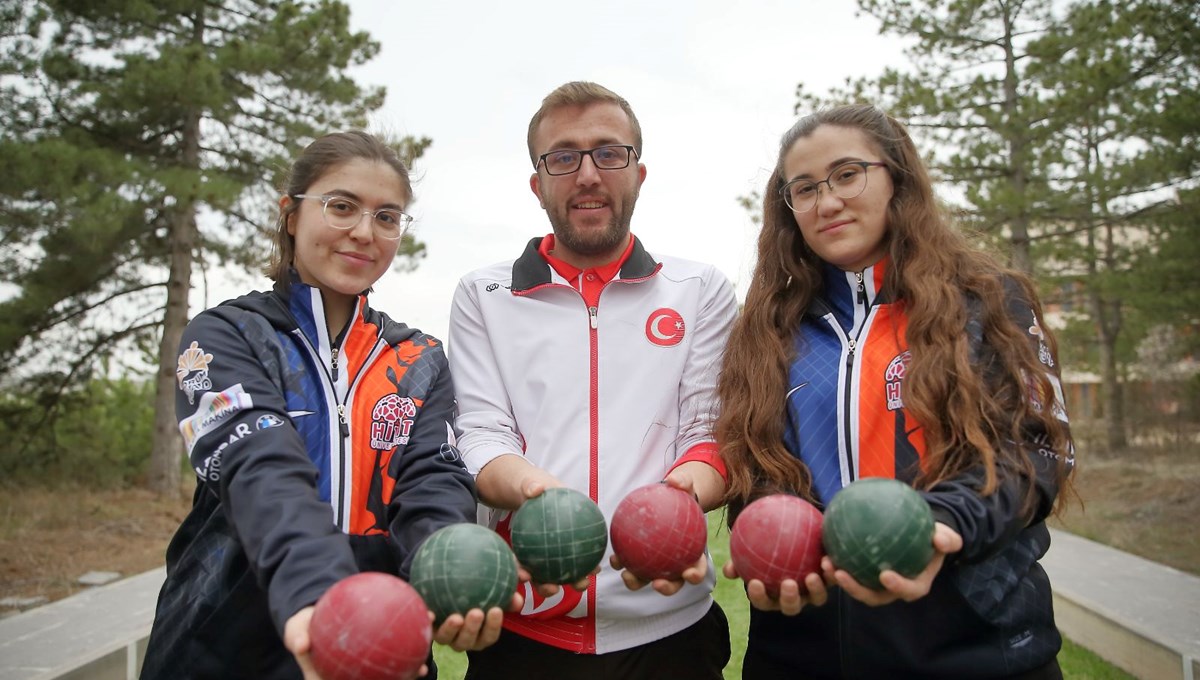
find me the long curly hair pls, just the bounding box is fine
[717,105,1073,519]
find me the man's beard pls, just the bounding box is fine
[547,196,637,258]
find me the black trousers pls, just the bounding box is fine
[464,601,730,680]
[742,651,1064,680]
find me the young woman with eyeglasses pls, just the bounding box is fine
[142,131,511,680]
[716,106,1076,679]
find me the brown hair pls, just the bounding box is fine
[526,81,643,165]
[265,130,413,281]
[718,105,1073,518]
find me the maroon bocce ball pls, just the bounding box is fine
[729,494,824,597]
[610,483,707,581]
[309,572,432,680]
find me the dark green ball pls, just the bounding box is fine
[409,523,517,622]
[822,477,935,590]
[510,488,608,585]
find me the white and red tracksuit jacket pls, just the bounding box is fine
[449,235,737,654]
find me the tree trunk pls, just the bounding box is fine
[147,207,196,495]
[1097,321,1126,451]
[1001,3,1033,275]
[1098,234,1127,452]
[147,10,204,496]
[1086,225,1127,452]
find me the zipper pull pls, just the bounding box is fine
[588,306,598,329]
[855,271,866,305]
[847,337,857,358]
[331,347,339,380]
[337,404,349,438]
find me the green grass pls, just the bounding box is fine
[432,638,467,679]
[1059,638,1136,679]
[433,513,1128,679]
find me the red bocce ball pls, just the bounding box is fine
[309,572,432,680]
[610,483,707,581]
[729,494,824,597]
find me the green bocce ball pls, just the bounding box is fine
[409,523,517,623]
[822,477,935,590]
[510,488,609,585]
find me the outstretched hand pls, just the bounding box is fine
[827,522,963,607]
[286,605,430,679]
[722,560,830,616]
[610,550,707,596]
[282,607,326,680]
[432,591,522,652]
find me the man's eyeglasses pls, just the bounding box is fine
[292,194,413,240]
[535,145,638,176]
[779,161,888,213]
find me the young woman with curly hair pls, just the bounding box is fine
[717,105,1075,680]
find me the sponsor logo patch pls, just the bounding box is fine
[884,351,912,411]
[370,394,417,450]
[1027,314,1055,368]
[645,308,685,347]
[179,384,254,453]
[176,341,214,405]
[256,414,285,430]
[194,422,253,482]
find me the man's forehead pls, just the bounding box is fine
[534,102,634,151]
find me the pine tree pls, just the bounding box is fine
[0,0,428,492]
[1025,0,1199,450]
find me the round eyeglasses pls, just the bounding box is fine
[779,161,888,213]
[535,145,638,176]
[292,194,413,240]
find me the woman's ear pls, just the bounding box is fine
[279,195,297,236]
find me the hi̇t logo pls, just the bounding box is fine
[884,351,912,411]
[370,394,417,450]
[645,308,685,347]
[176,341,214,405]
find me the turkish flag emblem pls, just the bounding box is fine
[645,308,686,347]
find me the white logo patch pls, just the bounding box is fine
[179,384,254,453]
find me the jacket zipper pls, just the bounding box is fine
[586,300,601,655]
[332,348,350,437]
[291,297,365,529]
[328,339,387,529]
[586,304,599,497]
[840,271,870,482]
[838,271,869,677]
[844,336,858,480]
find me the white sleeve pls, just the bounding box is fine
[448,276,524,476]
[674,266,738,457]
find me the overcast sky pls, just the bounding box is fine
[215,0,910,342]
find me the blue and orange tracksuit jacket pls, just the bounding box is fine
[749,259,1074,679]
[142,276,475,680]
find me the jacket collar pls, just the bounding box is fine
[808,257,893,323]
[510,234,659,293]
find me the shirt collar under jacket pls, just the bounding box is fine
[538,233,634,296]
[509,234,660,294]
